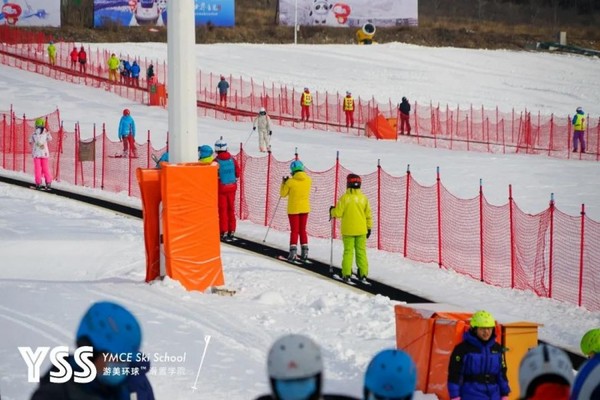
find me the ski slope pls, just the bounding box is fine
[1,42,599,399]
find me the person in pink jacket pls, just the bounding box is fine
[29,118,53,190]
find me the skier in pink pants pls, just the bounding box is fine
[29,117,53,190]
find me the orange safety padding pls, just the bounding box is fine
[136,168,162,283]
[395,305,435,391]
[387,117,397,131]
[366,113,397,140]
[160,162,224,291]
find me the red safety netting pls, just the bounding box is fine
[0,27,598,161]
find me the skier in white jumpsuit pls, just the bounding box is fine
[253,107,272,152]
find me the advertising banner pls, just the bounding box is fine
[278,0,418,28]
[94,0,235,28]
[0,0,61,27]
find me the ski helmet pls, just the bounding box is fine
[570,355,600,400]
[470,310,496,328]
[346,91,351,96]
[198,145,213,160]
[214,138,227,152]
[364,349,416,400]
[581,328,600,356]
[123,108,130,116]
[576,106,583,113]
[402,96,408,102]
[347,173,361,189]
[34,118,45,128]
[518,344,574,399]
[290,160,304,174]
[259,107,266,115]
[267,334,323,380]
[76,301,142,356]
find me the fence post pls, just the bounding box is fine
[377,159,381,250]
[264,150,272,226]
[567,115,572,160]
[101,123,106,189]
[509,184,515,289]
[436,166,442,268]
[548,114,554,157]
[479,179,484,281]
[2,114,5,169]
[332,151,340,238]
[21,114,26,172]
[238,143,244,218]
[146,129,151,168]
[325,90,329,131]
[93,123,97,188]
[548,193,555,298]
[403,164,411,258]
[596,117,600,162]
[578,204,585,307]
[74,125,79,185]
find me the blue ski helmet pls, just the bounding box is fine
[364,349,416,400]
[198,145,213,160]
[290,160,304,174]
[76,301,142,356]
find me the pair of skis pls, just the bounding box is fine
[29,185,52,192]
[331,273,371,287]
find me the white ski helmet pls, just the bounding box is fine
[214,138,227,152]
[267,334,323,380]
[518,343,574,399]
[259,107,266,114]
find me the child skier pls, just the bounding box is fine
[329,173,372,283]
[29,118,53,190]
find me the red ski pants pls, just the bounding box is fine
[218,190,237,234]
[400,113,411,134]
[301,105,310,121]
[288,213,308,245]
[345,110,354,127]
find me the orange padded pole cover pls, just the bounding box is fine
[136,168,162,282]
[160,162,224,291]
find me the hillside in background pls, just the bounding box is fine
[33,0,600,50]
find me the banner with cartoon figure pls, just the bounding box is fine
[93,0,235,27]
[278,0,418,28]
[0,0,60,27]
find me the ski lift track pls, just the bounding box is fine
[0,174,587,369]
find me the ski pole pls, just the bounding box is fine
[244,129,255,146]
[263,196,283,243]
[329,217,335,274]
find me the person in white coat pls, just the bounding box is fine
[253,107,272,152]
[29,117,53,190]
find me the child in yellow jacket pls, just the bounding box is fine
[329,173,372,282]
[280,160,312,261]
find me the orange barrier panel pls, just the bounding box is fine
[160,162,224,291]
[395,304,538,400]
[136,168,162,282]
[366,113,397,140]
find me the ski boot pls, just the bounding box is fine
[226,231,235,242]
[300,244,309,262]
[287,245,297,261]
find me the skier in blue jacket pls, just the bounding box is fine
[447,310,510,400]
[118,108,137,157]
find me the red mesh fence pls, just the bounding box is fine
[1,110,600,311]
[1,25,600,311]
[0,27,598,161]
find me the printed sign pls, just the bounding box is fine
[93,0,235,28]
[278,0,418,28]
[0,0,60,27]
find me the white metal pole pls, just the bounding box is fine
[167,0,198,163]
[294,0,298,45]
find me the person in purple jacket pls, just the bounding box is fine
[447,310,510,400]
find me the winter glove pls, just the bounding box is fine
[269,130,272,136]
[253,126,256,130]
[282,176,289,183]
[329,206,335,221]
[366,229,371,239]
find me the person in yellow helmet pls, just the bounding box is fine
[447,310,510,400]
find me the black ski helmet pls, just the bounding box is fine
[347,173,361,189]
